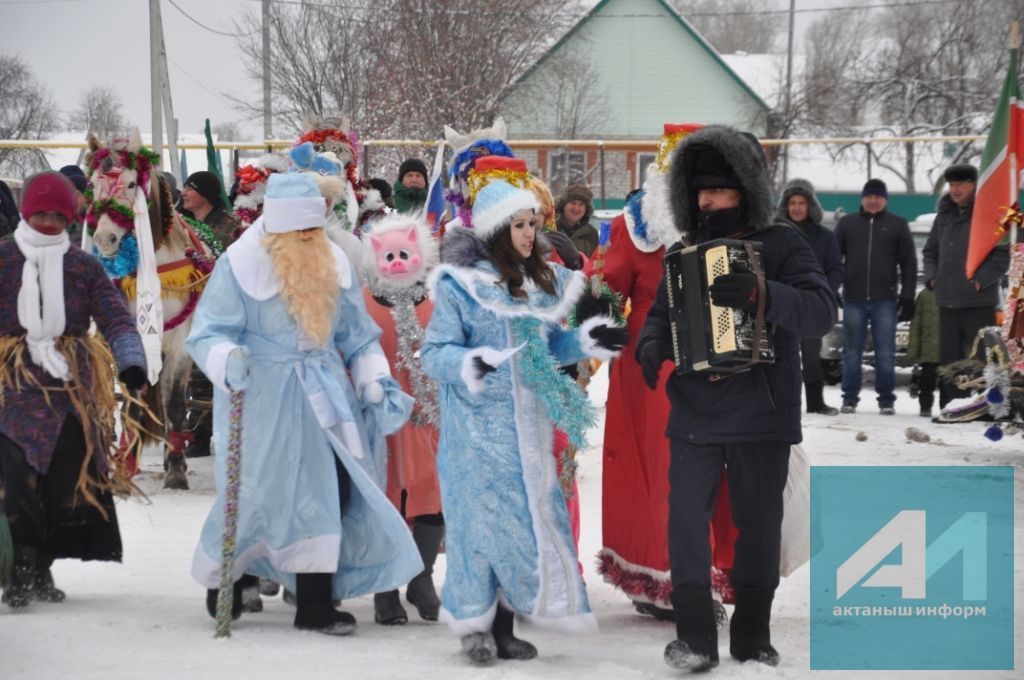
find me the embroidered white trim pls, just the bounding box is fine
[192,534,341,589]
[578,315,623,360]
[426,266,586,324]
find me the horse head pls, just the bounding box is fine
[85,128,161,262]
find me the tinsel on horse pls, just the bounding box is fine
[84,129,218,489]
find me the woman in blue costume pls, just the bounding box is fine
[422,180,629,664]
[186,173,421,635]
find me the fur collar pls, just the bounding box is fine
[668,125,774,240]
[777,178,824,225]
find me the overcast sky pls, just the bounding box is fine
[3,0,260,138]
[2,0,836,142]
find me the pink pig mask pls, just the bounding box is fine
[370,225,424,281]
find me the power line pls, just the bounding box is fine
[166,0,259,38]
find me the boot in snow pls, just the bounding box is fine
[492,603,537,660]
[729,588,779,666]
[461,632,497,665]
[406,520,443,621]
[1,545,36,609]
[634,600,675,621]
[293,573,355,636]
[805,380,838,415]
[374,590,408,625]
[259,578,281,597]
[664,585,719,671]
[32,555,65,603]
[239,574,263,613]
[205,579,244,621]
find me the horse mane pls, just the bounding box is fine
[148,173,175,250]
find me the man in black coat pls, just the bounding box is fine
[778,178,843,415]
[636,126,837,671]
[834,179,917,414]
[923,163,1010,407]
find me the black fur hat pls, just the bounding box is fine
[944,164,978,183]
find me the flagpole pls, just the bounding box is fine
[1012,21,1020,247]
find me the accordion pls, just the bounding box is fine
[663,238,775,375]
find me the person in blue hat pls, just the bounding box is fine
[421,180,628,664]
[186,172,422,636]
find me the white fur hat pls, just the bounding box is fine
[469,180,539,242]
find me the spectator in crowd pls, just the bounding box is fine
[0,179,19,238]
[906,285,940,416]
[556,183,599,258]
[58,165,89,246]
[834,179,917,415]
[923,164,1011,407]
[180,171,239,249]
[393,158,429,213]
[778,178,843,415]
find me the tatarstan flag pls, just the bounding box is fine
[967,47,1024,278]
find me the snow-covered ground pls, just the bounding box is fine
[3,366,1022,679]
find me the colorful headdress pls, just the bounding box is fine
[466,156,530,204]
[641,123,704,249]
[232,153,289,229]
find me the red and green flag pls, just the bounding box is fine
[967,46,1024,278]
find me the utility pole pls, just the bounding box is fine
[782,0,796,183]
[159,32,181,182]
[263,0,272,142]
[149,0,163,161]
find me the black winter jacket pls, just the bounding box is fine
[638,126,838,445]
[835,208,916,302]
[922,195,1010,308]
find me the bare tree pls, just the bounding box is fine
[0,55,59,177]
[792,1,1024,192]
[672,0,785,54]
[66,85,129,139]
[211,120,242,141]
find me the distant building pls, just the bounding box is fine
[498,0,770,203]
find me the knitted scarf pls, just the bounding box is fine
[13,220,71,380]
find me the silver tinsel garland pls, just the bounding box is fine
[381,284,441,428]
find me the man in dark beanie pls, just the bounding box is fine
[556,182,598,257]
[779,178,843,415]
[636,126,837,671]
[181,170,238,249]
[834,178,916,414]
[923,163,1009,408]
[393,158,429,213]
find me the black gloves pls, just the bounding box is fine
[575,290,614,324]
[636,338,671,390]
[709,268,763,315]
[119,366,148,391]
[898,297,916,322]
[589,324,630,354]
[544,230,583,270]
[472,356,496,380]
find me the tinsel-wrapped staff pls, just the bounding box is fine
[214,388,245,638]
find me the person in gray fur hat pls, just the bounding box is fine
[636,126,837,671]
[555,182,599,257]
[778,178,843,415]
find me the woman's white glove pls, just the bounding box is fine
[226,347,252,391]
[362,379,385,404]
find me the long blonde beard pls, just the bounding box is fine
[263,229,340,346]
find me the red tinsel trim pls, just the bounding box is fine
[163,289,201,332]
[596,551,735,605]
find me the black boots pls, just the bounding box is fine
[460,604,537,665]
[729,588,780,666]
[206,579,244,621]
[2,545,37,609]
[31,554,65,603]
[805,379,839,415]
[406,521,443,621]
[293,572,356,636]
[374,589,408,625]
[492,603,537,660]
[663,585,719,671]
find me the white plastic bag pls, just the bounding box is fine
[780,443,811,576]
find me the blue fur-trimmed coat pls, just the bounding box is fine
[421,230,598,635]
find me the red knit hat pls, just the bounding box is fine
[20,171,76,223]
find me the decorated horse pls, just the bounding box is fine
[84,129,219,489]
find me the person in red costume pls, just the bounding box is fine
[593,125,737,623]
